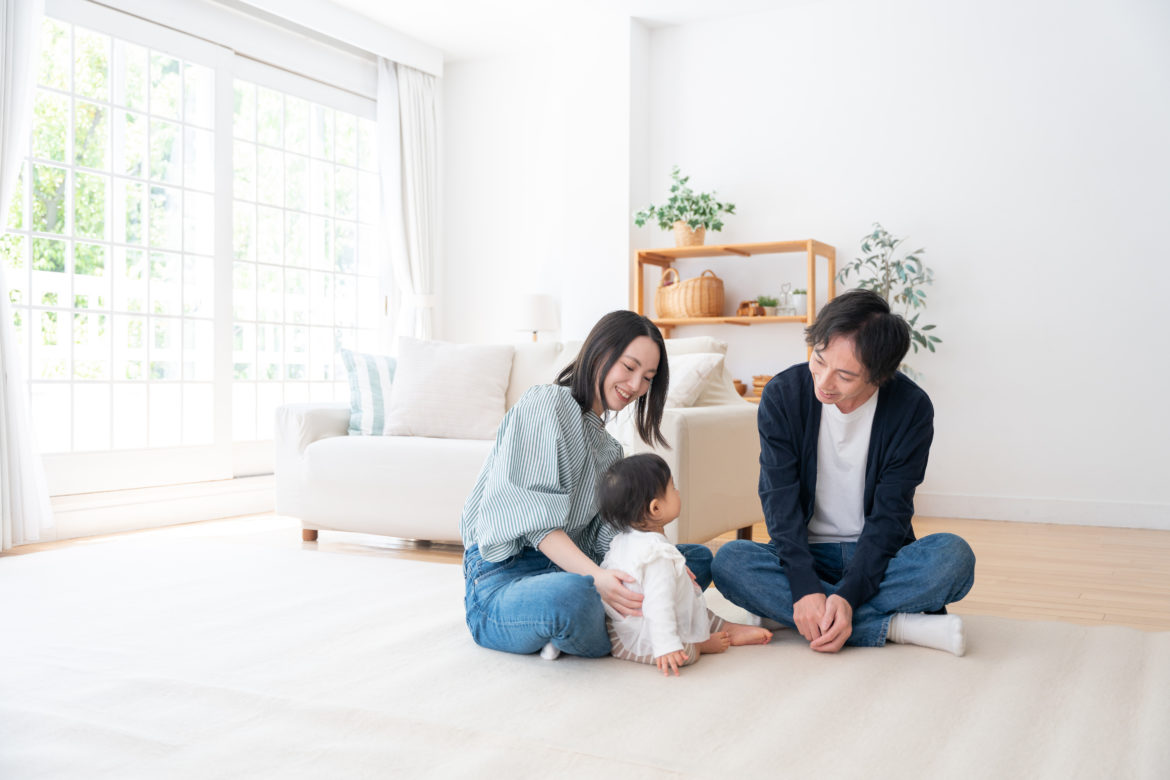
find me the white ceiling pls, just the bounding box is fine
[325,0,797,62]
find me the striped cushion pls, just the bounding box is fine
[341,349,397,435]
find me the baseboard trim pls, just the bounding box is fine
[915,492,1170,531]
[50,476,276,541]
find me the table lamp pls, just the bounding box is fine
[515,294,559,342]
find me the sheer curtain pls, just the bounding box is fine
[376,58,438,345]
[0,0,53,550]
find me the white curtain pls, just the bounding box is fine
[376,58,438,345]
[0,0,53,550]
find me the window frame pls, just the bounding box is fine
[11,0,386,494]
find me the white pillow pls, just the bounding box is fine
[384,337,515,439]
[665,352,725,408]
[665,337,743,406]
[664,336,728,357]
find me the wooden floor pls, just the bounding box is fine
[6,514,1169,631]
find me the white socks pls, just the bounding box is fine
[539,642,562,660]
[888,613,966,656]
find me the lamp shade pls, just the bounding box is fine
[514,294,559,337]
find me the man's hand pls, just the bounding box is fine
[810,594,853,653]
[655,649,689,677]
[594,568,643,617]
[793,592,827,642]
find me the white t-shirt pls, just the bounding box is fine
[807,389,879,543]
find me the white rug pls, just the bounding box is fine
[2,537,1167,779]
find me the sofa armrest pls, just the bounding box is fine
[275,402,349,516]
[625,403,762,544]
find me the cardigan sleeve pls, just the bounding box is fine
[835,388,934,609]
[757,376,823,603]
[469,387,588,562]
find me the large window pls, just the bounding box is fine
[230,76,380,444]
[0,6,384,493]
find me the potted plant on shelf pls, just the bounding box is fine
[837,223,940,379]
[791,288,807,316]
[757,294,779,316]
[633,166,736,247]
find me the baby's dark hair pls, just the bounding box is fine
[596,453,672,533]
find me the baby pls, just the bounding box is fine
[597,453,772,676]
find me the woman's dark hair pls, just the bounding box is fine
[804,289,910,386]
[556,310,669,447]
[596,453,672,532]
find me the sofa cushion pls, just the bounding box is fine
[664,352,725,408]
[301,434,493,541]
[341,349,397,435]
[664,337,743,406]
[385,337,515,439]
[504,341,582,410]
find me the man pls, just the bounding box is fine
[712,289,975,655]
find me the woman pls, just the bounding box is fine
[460,310,713,659]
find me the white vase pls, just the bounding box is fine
[792,294,808,316]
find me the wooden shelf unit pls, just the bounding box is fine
[634,239,837,340]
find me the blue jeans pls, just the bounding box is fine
[463,543,714,657]
[712,533,975,646]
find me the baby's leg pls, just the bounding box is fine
[607,620,655,664]
[698,611,730,654]
[608,620,700,666]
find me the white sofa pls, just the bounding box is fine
[274,337,762,546]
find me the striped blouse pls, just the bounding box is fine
[460,384,624,563]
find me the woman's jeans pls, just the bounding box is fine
[463,543,714,657]
[712,533,975,646]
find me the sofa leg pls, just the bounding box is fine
[302,528,318,542]
[736,526,753,541]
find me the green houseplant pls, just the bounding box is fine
[791,288,808,316]
[634,166,736,247]
[837,223,940,377]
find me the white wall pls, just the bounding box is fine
[644,0,1170,528]
[441,15,635,344]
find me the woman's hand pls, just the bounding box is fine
[655,650,689,676]
[594,568,643,617]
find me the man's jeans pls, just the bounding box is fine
[463,543,714,657]
[712,533,975,646]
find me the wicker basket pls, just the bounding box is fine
[672,221,706,247]
[656,268,724,318]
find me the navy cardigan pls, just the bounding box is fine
[757,363,934,609]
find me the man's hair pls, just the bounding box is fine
[804,289,910,386]
[596,453,672,533]
[556,310,670,447]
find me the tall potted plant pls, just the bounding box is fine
[634,166,736,247]
[837,223,940,378]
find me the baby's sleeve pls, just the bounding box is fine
[639,557,685,658]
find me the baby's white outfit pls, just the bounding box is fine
[600,529,724,665]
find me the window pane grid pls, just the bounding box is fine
[231,79,378,441]
[2,18,216,454]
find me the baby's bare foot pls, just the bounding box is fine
[727,623,774,646]
[698,631,731,654]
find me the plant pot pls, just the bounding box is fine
[792,293,808,316]
[672,221,706,247]
[762,306,777,317]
